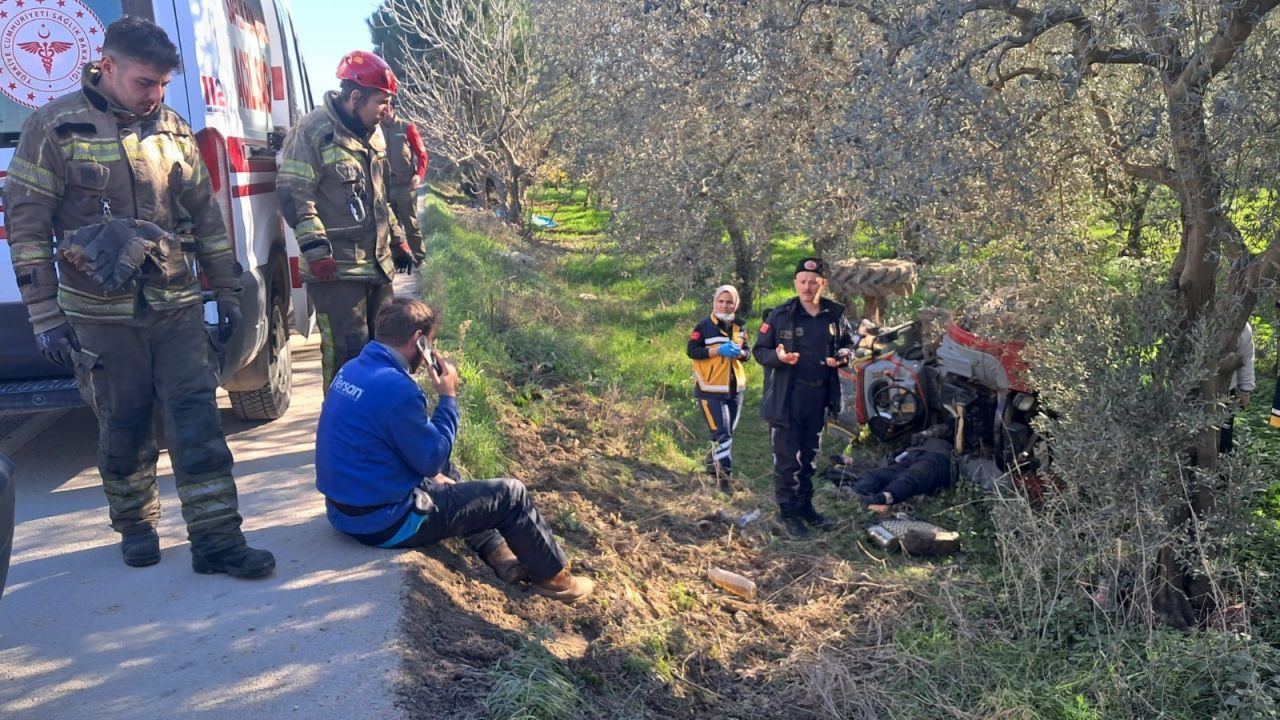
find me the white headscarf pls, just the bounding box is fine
[713,284,740,321]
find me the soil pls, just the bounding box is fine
[396,210,912,719]
[395,383,913,720]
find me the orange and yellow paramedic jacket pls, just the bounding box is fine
[686,315,749,398]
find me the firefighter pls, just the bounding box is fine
[277,50,412,390]
[381,104,428,268]
[752,258,854,538]
[3,17,274,576]
[686,285,750,491]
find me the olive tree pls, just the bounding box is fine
[537,1,873,312]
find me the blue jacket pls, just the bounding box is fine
[315,341,458,535]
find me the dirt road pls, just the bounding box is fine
[0,333,409,719]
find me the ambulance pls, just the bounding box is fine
[0,0,315,420]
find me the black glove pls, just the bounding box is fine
[392,241,417,274]
[217,296,242,343]
[37,323,80,370]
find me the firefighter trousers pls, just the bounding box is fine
[71,306,245,554]
[308,279,394,390]
[389,184,424,262]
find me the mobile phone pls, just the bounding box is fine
[417,335,442,374]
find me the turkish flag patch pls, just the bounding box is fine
[691,330,702,340]
[760,323,770,334]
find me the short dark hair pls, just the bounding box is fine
[103,16,180,71]
[338,79,390,110]
[375,297,436,346]
[337,79,363,103]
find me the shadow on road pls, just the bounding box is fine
[0,339,408,719]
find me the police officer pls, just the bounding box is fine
[4,17,274,576]
[277,50,412,390]
[753,258,854,537]
[381,104,428,268]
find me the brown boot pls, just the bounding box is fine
[484,543,528,585]
[530,568,595,603]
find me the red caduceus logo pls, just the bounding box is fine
[17,27,73,77]
[0,2,105,109]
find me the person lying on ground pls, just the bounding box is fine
[854,437,954,513]
[314,297,594,603]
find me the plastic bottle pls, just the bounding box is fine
[736,508,761,527]
[707,567,757,601]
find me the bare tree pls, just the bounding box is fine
[372,0,549,223]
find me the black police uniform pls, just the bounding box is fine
[753,294,852,518]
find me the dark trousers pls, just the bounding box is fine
[699,394,742,475]
[770,383,828,515]
[308,280,394,390]
[71,306,244,554]
[389,184,424,262]
[855,450,951,504]
[358,478,566,582]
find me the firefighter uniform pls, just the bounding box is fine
[687,314,749,478]
[753,294,853,521]
[277,90,397,389]
[382,117,427,263]
[3,65,249,556]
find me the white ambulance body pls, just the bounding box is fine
[0,0,314,420]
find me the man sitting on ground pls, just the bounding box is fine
[315,297,594,603]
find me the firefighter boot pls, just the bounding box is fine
[192,543,276,579]
[530,568,595,604]
[484,542,528,585]
[121,525,161,567]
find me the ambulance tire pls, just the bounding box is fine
[229,290,292,421]
[826,259,918,299]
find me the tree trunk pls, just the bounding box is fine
[725,215,755,319]
[1151,84,1246,628]
[1120,182,1153,258]
[507,168,523,225]
[812,232,838,264]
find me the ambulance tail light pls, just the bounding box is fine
[195,127,238,260]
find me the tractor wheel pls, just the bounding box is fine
[826,259,918,299]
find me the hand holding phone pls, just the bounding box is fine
[417,335,443,375]
[418,335,457,397]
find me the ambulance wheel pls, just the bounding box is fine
[229,292,293,421]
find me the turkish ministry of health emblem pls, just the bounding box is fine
[0,0,104,109]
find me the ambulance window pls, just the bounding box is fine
[0,1,152,148]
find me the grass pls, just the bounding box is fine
[486,630,582,720]
[414,186,1280,719]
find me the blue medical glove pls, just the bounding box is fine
[716,343,741,358]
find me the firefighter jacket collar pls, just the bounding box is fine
[80,63,157,126]
[323,90,386,152]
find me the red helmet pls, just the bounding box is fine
[336,51,397,95]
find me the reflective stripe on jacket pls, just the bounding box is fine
[277,91,395,283]
[4,63,238,330]
[687,314,749,397]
